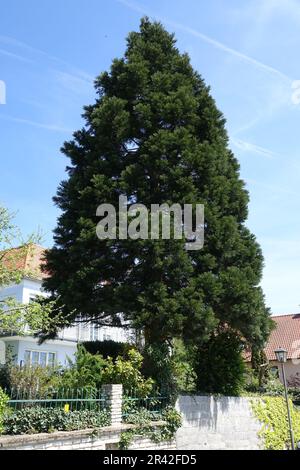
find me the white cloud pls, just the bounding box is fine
[0,114,73,133]
[117,0,292,83]
[0,35,94,91]
[0,48,34,64]
[54,71,93,95]
[230,137,277,159]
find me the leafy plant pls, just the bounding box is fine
[252,397,300,450]
[262,373,284,397]
[60,345,107,389]
[60,347,154,398]
[3,364,62,396]
[120,405,182,450]
[142,342,177,399]
[3,407,110,435]
[171,340,197,393]
[102,349,154,398]
[0,387,9,434]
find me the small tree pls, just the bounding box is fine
[0,205,63,337]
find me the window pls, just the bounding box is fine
[40,352,47,367]
[24,350,31,365]
[32,351,39,366]
[270,366,279,378]
[90,324,100,341]
[48,353,55,367]
[24,350,56,367]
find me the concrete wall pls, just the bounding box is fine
[0,424,176,451]
[176,395,262,450]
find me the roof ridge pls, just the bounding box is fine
[272,313,300,318]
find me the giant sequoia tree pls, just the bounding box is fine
[44,19,272,357]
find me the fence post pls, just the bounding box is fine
[102,384,123,426]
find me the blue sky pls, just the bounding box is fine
[0,0,300,314]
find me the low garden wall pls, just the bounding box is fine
[0,422,176,451]
[2,384,298,450]
[0,384,179,451]
[175,395,262,450]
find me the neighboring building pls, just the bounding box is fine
[264,314,300,386]
[245,314,300,386]
[0,244,132,366]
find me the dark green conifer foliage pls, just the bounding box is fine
[43,18,273,358]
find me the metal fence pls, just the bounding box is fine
[122,388,169,420]
[5,387,108,412]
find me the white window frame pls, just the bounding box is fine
[24,349,56,367]
[90,323,100,341]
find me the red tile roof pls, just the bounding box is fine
[265,314,300,361]
[1,244,48,281]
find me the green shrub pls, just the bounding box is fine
[123,407,162,425]
[102,349,154,398]
[262,373,284,396]
[0,387,9,434]
[3,408,110,435]
[171,340,197,393]
[3,364,63,395]
[194,331,246,396]
[142,343,178,399]
[243,367,261,393]
[60,347,154,398]
[60,345,107,389]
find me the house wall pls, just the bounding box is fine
[17,338,77,366]
[2,338,77,366]
[21,278,44,303]
[269,359,300,385]
[175,395,262,450]
[0,282,24,303]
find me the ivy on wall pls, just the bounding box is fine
[251,397,300,450]
[119,408,182,450]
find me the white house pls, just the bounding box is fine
[0,244,132,366]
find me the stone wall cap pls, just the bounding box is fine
[0,421,167,448]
